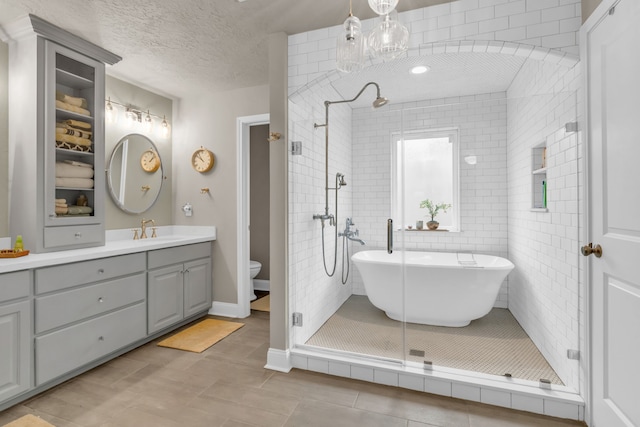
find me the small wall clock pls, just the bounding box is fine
[140,149,161,173]
[191,146,215,173]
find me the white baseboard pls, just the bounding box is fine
[264,348,292,373]
[254,279,270,292]
[209,301,240,318]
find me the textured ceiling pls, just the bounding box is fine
[0,0,454,100]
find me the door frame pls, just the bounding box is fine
[236,113,270,318]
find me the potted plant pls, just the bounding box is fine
[419,199,451,230]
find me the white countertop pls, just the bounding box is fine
[0,225,216,274]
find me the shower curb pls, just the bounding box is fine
[285,347,585,422]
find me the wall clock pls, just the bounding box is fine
[140,149,161,173]
[191,146,215,173]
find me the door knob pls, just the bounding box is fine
[581,243,603,258]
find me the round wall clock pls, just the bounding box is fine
[191,147,215,173]
[140,149,161,173]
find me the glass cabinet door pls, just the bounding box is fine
[43,40,105,228]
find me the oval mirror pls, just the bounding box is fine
[107,133,163,214]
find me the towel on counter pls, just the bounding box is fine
[55,177,94,189]
[56,162,94,179]
[55,133,92,147]
[56,90,88,109]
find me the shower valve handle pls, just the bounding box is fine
[387,219,393,254]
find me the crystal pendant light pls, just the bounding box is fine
[367,12,409,60]
[336,0,367,73]
[367,0,399,16]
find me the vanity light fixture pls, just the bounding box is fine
[368,0,399,15]
[336,0,367,73]
[105,99,171,137]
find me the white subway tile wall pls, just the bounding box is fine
[506,58,581,390]
[288,0,583,393]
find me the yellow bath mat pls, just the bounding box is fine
[250,294,270,312]
[3,414,56,427]
[157,318,244,353]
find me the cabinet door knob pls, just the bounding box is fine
[98,297,104,303]
[98,336,104,341]
[97,269,105,274]
[75,232,82,238]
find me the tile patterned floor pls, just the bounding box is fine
[0,310,586,427]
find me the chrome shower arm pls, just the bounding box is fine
[325,82,382,107]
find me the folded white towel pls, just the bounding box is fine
[64,160,93,168]
[56,162,94,179]
[55,177,94,189]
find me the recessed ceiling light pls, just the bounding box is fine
[411,65,429,75]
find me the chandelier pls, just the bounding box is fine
[336,0,409,72]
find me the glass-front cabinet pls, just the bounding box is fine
[7,15,120,253]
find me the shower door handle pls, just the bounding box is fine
[387,219,393,254]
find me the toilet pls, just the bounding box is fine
[249,260,262,301]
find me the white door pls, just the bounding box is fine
[585,0,640,426]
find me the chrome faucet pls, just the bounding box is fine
[140,218,155,239]
[339,217,365,245]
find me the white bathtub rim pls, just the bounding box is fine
[351,250,515,271]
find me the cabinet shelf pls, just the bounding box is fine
[532,167,547,175]
[55,187,95,191]
[55,67,94,89]
[56,108,94,121]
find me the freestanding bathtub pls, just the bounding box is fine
[351,250,515,327]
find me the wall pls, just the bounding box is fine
[582,0,603,22]
[104,76,173,230]
[351,93,509,307]
[0,40,7,237]
[506,60,581,389]
[288,73,354,343]
[173,84,269,305]
[250,123,270,279]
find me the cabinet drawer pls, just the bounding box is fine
[0,270,30,303]
[148,242,211,269]
[35,273,145,334]
[35,252,145,294]
[43,224,104,250]
[35,302,146,386]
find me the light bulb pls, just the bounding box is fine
[160,115,170,137]
[144,110,153,132]
[367,13,408,60]
[336,14,367,73]
[105,97,115,123]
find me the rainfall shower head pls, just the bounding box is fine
[373,96,388,109]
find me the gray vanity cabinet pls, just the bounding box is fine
[33,253,146,385]
[0,271,31,403]
[147,243,212,334]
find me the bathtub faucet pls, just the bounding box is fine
[339,218,365,245]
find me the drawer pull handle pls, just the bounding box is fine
[98,336,104,341]
[98,297,104,303]
[97,269,105,274]
[75,232,82,238]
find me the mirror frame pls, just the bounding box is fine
[106,133,163,214]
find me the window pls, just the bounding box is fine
[392,129,459,231]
